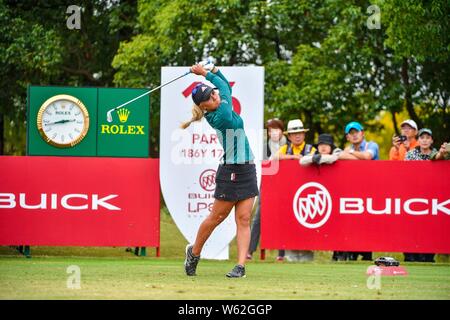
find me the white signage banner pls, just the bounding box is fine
[160,66,264,259]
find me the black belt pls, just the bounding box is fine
[222,160,254,165]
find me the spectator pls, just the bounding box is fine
[276,119,316,262]
[300,134,347,261]
[265,118,287,157]
[431,142,449,160]
[338,121,378,261]
[405,128,437,160]
[300,133,342,166]
[404,128,437,263]
[247,118,287,261]
[339,121,379,161]
[389,119,419,160]
[275,119,316,160]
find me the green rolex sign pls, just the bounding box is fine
[27,86,149,157]
[97,88,149,157]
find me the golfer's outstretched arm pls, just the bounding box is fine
[205,71,233,123]
[212,69,232,94]
[206,71,231,103]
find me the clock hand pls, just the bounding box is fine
[44,119,76,126]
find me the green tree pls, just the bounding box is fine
[3,0,447,155]
[113,0,343,152]
[0,0,138,155]
[268,1,394,146]
[268,0,449,149]
[0,1,62,154]
[380,0,449,145]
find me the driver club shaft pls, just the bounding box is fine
[106,69,196,122]
[106,61,212,122]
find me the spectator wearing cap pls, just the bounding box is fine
[389,119,419,160]
[405,128,437,160]
[247,118,287,261]
[339,121,379,161]
[431,142,450,160]
[275,119,316,160]
[404,128,437,263]
[300,134,342,166]
[338,121,378,261]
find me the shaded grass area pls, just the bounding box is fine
[2,208,449,263]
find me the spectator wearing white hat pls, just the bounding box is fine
[275,119,316,262]
[275,119,316,160]
[389,119,419,160]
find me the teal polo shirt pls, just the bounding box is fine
[203,70,254,164]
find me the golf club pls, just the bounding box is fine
[106,61,212,123]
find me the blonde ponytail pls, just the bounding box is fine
[180,104,204,129]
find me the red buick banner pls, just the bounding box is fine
[261,160,450,253]
[0,156,160,246]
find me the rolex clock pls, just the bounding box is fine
[37,94,90,148]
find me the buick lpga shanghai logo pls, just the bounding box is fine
[199,169,216,192]
[293,182,332,229]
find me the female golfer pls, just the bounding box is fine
[181,62,258,278]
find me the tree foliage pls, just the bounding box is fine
[0,0,138,154]
[1,0,448,156]
[113,0,448,156]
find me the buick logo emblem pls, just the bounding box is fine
[293,182,332,229]
[199,169,216,192]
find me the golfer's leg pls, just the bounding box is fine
[192,199,235,256]
[235,197,256,266]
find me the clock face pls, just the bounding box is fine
[37,94,90,148]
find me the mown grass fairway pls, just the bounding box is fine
[1,256,449,300]
[1,212,449,300]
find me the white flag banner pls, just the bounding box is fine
[160,66,264,259]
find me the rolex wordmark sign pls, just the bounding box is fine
[97,88,149,157]
[100,125,145,135]
[100,108,145,135]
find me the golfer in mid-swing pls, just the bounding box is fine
[181,62,258,278]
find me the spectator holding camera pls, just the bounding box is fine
[389,119,419,160]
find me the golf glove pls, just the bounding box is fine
[199,58,215,71]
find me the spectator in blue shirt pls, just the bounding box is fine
[339,121,379,160]
[335,121,378,261]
